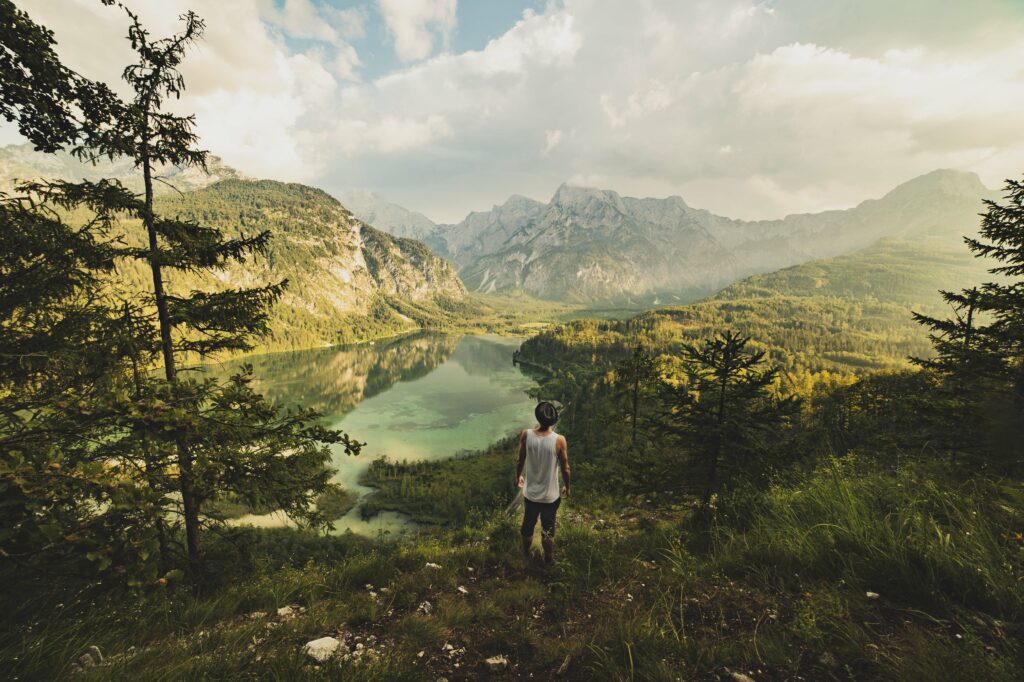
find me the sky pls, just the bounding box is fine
[5,0,1024,223]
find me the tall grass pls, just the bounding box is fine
[713,457,1024,617]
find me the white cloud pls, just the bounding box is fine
[328,0,1024,221]
[328,6,370,40]
[600,80,674,129]
[333,45,363,81]
[378,0,458,62]
[260,0,338,42]
[8,0,346,182]
[542,130,563,156]
[6,0,1024,223]
[335,115,452,154]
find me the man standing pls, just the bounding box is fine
[516,401,570,565]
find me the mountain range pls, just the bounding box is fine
[0,143,470,350]
[144,180,470,349]
[1,142,996,321]
[352,171,994,305]
[0,143,242,194]
[335,188,438,242]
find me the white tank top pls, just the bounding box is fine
[524,429,560,503]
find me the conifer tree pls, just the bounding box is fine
[79,6,361,573]
[1,5,361,581]
[616,343,659,447]
[914,177,1024,467]
[0,184,162,581]
[0,0,117,152]
[967,180,1024,400]
[659,331,796,507]
[0,2,163,581]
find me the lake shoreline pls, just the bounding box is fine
[221,334,537,537]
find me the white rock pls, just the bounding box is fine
[456,585,469,595]
[866,591,880,599]
[304,636,342,663]
[277,605,304,619]
[418,600,433,615]
[425,562,442,569]
[485,655,509,671]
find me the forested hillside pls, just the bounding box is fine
[522,235,992,393]
[111,179,476,349]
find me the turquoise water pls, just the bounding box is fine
[208,333,536,534]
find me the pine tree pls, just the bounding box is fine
[0,184,165,582]
[1,5,361,582]
[78,6,362,573]
[914,177,1024,467]
[0,3,165,582]
[0,0,117,152]
[658,331,796,508]
[968,180,1024,398]
[616,343,659,447]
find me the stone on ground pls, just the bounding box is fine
[304,636,342,663]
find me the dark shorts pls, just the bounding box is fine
[521,497,561,538]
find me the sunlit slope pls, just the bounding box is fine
[525,236,991,376]
[120,180,475,350]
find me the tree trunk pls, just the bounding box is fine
[125,301,170,571]
[703,370,729,508]
[141,130,201,573]
[630,375,639,446]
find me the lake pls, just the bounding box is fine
[206,333,537,535]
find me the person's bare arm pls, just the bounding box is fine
[557,435,571,497]
[515,429,527,488]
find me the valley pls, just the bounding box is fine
[1,141,998,349]
[3,4,1023,681]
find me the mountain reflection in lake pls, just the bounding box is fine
[206,333,536,535]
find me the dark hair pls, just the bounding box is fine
[535,401,558,429]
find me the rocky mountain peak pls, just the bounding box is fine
[880,169,989,204]
[550,183,624,211]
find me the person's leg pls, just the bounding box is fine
[541,532,554,563]
[540,499,561,563]
[521,500,540,559]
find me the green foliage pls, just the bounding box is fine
[0,7,362,588]
[0,0,118,153]
[714,457,1024,616]
[315,484,359,522]
[912,179,1024,471]
[655,331,800,505]
[359,438,517,525]
[0,181,164,584]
